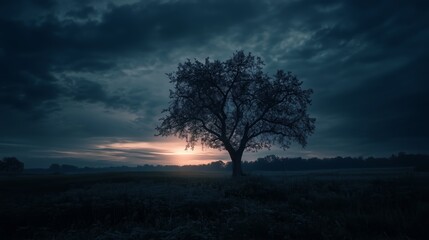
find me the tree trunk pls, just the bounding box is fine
[230,151,244,177]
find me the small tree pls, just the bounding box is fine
[1,157,24,173]
[156,51,315,176]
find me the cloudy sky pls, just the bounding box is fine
[1,0,428,168]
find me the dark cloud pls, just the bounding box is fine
[291,0,429,156]
[0,0,267,117]
[66,6,97,19]
[0,0,428,166]
[323,55,429,139]
[66,78,107,103]
[0,0,56,20]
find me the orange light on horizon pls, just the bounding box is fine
[96,138,227,165]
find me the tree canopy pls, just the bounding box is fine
[156,51,315,176]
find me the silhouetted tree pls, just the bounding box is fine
[0,157,24,173]
[208,160,226,170]
[156,51,315,176]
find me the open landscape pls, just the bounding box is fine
[1,1,429,239]
[1,168,428,240]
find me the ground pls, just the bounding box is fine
[0,168,428,239]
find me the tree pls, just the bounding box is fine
[156,51,315,176]
[0,157,24,173]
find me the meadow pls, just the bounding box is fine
[0,168,428,239]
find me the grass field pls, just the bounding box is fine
[1,169,428,239]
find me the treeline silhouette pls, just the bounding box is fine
[33,152,429,174]
[241,153,429,172]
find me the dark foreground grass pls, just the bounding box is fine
[0,170,428,239]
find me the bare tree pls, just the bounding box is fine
[156,51,315,176]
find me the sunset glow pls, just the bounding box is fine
[96,138,227,165]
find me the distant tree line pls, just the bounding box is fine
[40,152,429,174]
[0,157,24,174]
[4,153,428,175]
[240,152,429,172]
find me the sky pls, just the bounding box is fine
[1,0,428,168]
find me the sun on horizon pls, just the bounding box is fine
[97,138,227,166]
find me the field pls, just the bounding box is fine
[1,169,428,239]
